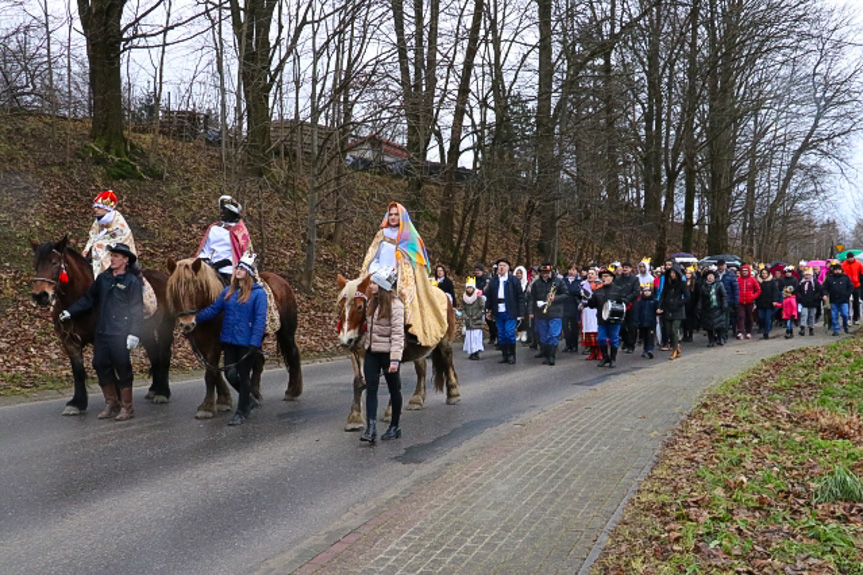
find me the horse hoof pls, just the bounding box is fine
[381,414,392,423]
[216,404,232,412]
[144,391,155,400]
[446,396,461,405]
[62,405,83,416]
[152,395,169,405]
[345,422,364,432]
[406,401,424,411]
[195,410,215,419]
[283,394,300,402]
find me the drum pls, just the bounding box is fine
[602,300,626,323]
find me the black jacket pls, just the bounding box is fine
[473,273,490,295]
[587,282,628,325]
[755,279,781,310]
[434,277,456,305]
[562,275,583,316]
[485,274,526,318]
[822,273,854,304]
[796,279,822,307]
[613,274,641,306]
[67,269,144,337]
[699,281,727,331]
[528,275,570,319]
[658,272,689,321]
[633,295,658,328]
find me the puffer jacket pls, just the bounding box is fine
[528,275,570,318]
[796,278,822,307]
[822,273,854,304]
[699,280,727,331]
[364,296,405,361]
[737,266,761,305]
[721,272,739,307]
[755,278,781,310]
[461,292,486,330]
[196,282,268,347]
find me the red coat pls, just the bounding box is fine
[841,259,863,288]
[738,267,762,305]
[782,295,798,319]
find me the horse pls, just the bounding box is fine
[31,236,175,415]
[336,273,461,431]
[166,258,303,419]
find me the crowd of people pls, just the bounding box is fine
[449,254,862,367]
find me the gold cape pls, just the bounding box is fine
[362,230,448,347]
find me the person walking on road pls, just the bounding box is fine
[841,253,863,324]
[615,262,641,354]
[657,266,689,360]
[462,277,485,360]
[699,269,727,347]
[360,267,405,442]
[194,252,267,426]
[823,263,853,336]
[562,265,583,352]
[60,243,143,421]
[634,285,658,358]
[586,268,626,368]
[528,263,569,366]
[736,264,761,340]
[797,268,821,336]
[486,259,526,365]
[756,268,781,340]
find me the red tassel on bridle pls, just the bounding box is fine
[59,264,69,284]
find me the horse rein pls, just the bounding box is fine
[183,332,262,373]
[32,248,79,346]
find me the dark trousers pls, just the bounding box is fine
[737,304,754,335]
[853,288,861,322]
[757,308,774,335]
[93,335,134,389]
[621,310,637,350]
[486,316,498,343]
[638,327,655,353]
[663,319,681,348]
[224,343,254,415]
[364,351,402,427]
[562,315,579,349]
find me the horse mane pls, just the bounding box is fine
[167,258,224,314]
[337,276,364,304]
[34,240,93,279]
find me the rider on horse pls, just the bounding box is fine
[361,202,448,347]
[82,190,136,277]
[197,195,253,285]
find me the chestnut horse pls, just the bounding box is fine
[31,236,174,415]
[336,274,461,431]
[166,258,302,418]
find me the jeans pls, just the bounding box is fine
[638,327,655,353]
[93,336,134,389]
[536,317,563,347]
[800,307,817,328]
[364,350,402,426]
[757,308,774,335]
[737,305,754,335]
[597,323,622,348]
[831,303,849,334]
[495,311,519,345]
[786,319,795,331]
[224,343,255,415]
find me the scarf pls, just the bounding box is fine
[380,202,430,274]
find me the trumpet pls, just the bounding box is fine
[542,284,558,315]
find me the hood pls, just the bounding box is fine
[514,266,528,290]
[740,264,752,277]
[664,264,684,284]
[636,262,653,287]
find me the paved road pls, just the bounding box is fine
[0,331,840,575]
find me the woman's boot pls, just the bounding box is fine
[98,385,121,419]
[381,424,402,440]
[360,418,377,442]
[115,387,135,421]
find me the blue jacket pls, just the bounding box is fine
[633,296,658,328]
[485,274,526,318]
[721,272,739,306]
[196,283,268,347]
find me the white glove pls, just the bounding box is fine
[537,300,547,309]
[59,310,71,322]
[126,335,140,350]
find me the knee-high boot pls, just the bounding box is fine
[507,344,517,364]
[609,346,618,368]
[597,345,610,367]
[115,387,135,421]
[98,385,121,419]
[547,345,556,366]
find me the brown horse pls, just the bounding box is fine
[336,274,460,431]
[166,258,302,418]
[31,236,175,415]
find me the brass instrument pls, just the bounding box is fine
[542,283,558,315]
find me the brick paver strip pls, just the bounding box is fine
[273,336,836,574]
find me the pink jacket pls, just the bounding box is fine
[782,295,798,319]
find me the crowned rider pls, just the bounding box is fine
[197,195,253,285]
[82,190,137,277]
[361,203,448,347]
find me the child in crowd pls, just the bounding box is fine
[634,286,658,359]
[462,277,486,360]
[782,286,798,339]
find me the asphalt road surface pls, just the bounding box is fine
[0,341,726,574]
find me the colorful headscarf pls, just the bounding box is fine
[380,202,431,274]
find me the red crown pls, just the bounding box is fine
[93,190,117,209]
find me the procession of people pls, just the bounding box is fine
[54,192,859,439]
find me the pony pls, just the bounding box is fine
[31,236,174,415]
[166,258,302,418]
[336,273,460,431]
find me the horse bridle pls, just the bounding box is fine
[32,249,68,291]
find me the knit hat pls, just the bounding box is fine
[93,190,117,210]
[371,266,397,291]
[237,251,257,275]
[219,195,242,214]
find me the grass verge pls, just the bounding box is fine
[592,334,863,574]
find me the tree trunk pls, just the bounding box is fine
[536,0,556,261]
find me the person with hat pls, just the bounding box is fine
[822,263,853,336]
[359,266,405,442]
[60,243,143,421]
[796,268,821,336]
[579,269,602,360]
[528,263,569,365]
[586,268,628,367]
[193,252,266,425]
[197,195,253,285]
[82,190,137,278]
[484,258,526,364]
[461,277,485,360]
[841,253,863,323]
[615,261,642,354]
[781,286,798,339]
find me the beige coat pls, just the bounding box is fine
[364,297,405,362]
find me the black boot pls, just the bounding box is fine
[809,327,815,336]
[498,345,510,363]
[547,345,556,366]
[381,424,401,440]
[360,419,377,443]
[541,345,551,364]
[535,346,546,358]
[609,346,618,368]
[507,344,517,364]
[597,345,610,367]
